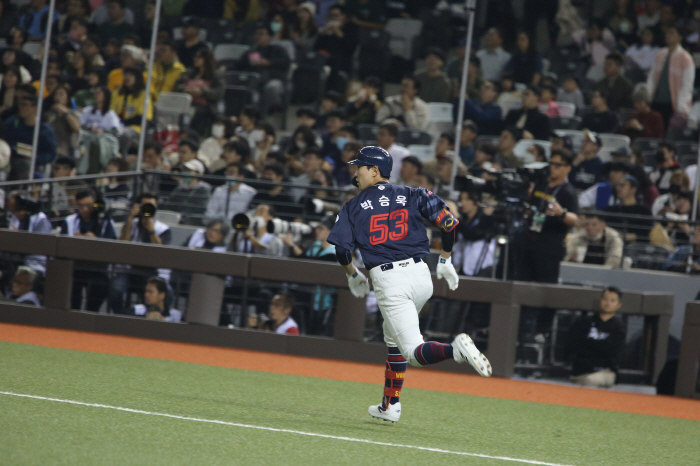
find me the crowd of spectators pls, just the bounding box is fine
[3,0,700,344]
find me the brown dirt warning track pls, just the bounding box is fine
[1,323,699,422]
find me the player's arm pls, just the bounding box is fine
[328,206,370,298]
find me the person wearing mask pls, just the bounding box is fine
[595,53,633,111]
[647,25,695,129]
[476,28,511,82]
[131,276,182,323]
[565,212,623,268]
[604,175,653,244]
[649,142,679,194]
[569,130,603,191]
[375,76,429,130]
[414,48,452,104]
[200,118,237,172]
[455,80,503,136]
[4,94,56,180]
[503,85,550,141]
[152,39,186,100]
[581,90,619,134]
[567,287,625,388]
[60,189,117,312]
[205,163,257,222]
[7,266,40,306]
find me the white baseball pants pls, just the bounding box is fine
[369,258,433,367]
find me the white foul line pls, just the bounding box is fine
[1,390,574,466]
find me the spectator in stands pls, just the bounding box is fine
[176,17,208,69]
[397,155,422,188]
[504,85,551,141]
[183,218,229,252]
[416,171,436,193]
[458,122,477,166]
[238,204,287,256]
[625,27,660,74]
[5,94,57,180]
[457,80,503,136]
[604,175,653,243]
[375,75,429,130]
[291,147,324,195]
[466,56,485,99]
[200,118,237,172]
[290,2,318,51]
[558,76,585,111]
[647,25,695,129]
[614,146,659,207]
[7,266,40,306]
[161,159,211,226]
[578,161,630,210]
[205,163,257,222]
[569,130,603,191]
[571,19,616,80]
[285,215,337,262]
[496,126,523,169]
[46,156,86,220]
[581,90,619,134]
[605,0,637,48]
[174,48,224,138]
[476,28,511,82]
[0,67,19,115]
[251,163,299,220]
[131,276,182,323]
[567,287,625,388]
[652,169,690,217]
[432,150,466,197]
[317,90,344,129]
[620,86,665,142]
[58,16,88,62]
[237,23,291,115]
[664,190,693,245]
[142,141,177,195]
[73,67,103,109]
[102,158,131,209]
[415,48,452,104]
[60,188,117,312]
[285,125,319,162]
[375,123,410,182]
[235,105,265,158]
[565,212,623,268]
[152,39,185,100]
[97,0,135,44]
[320,109,348,160]
[19,0,57,40]
[44,84,80,159]
[649,142,679,194]
[0,1,19,39]
[539,84,561,117]
[596,53,633,111]
[314,4,359,92]
[250,293,299,334]
[345,75,382,124]
[503,31,542,85]
[294,108,320,135]
[111,67,152,141]
[269,13,291,41]
[663,224,700,273]
[7,191,52,274]
[473,143,497,170]
[82,35,106,70]
[452,190,496,277]
[345,0,386,31]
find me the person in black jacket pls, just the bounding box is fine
[581,90,619,134]
[453,191,496,277]
[568,286,626,388]
[503,84,551,140]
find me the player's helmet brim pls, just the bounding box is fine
[347,159,372,166]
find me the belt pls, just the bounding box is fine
[379,257,422,272]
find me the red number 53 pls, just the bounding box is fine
[369,209,409,245]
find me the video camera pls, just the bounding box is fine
[454,163,549,204]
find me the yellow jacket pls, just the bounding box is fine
[152,61,186,100]
[110,89,153,133]
[107,68,155,97]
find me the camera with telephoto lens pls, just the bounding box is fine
[139,202,156,218]
[232,213,252,232]
[267,218,313,236]
[80,199,109,235]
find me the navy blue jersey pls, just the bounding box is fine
[328,181,452,270]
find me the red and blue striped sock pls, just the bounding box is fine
[414,342,454,366]
[382,347,407,408]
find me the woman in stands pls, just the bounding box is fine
[78,86,121,173]
[174,48,224,139]
[290,2,318,51]
[503,31,543,86]
[0,66,19,114]
[45,83,81,158]
[111,67,152,132]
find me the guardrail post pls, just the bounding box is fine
[186,273,226,326]
[488,302,520,378]
[333,290,367,342]
[43,259,74,310]
[675,303,700,398]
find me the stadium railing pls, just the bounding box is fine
[675,302,700,398]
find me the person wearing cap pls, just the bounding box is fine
[503,84,551,141]
[581,90,619,134]
[161,158,212,226]
[620,86,665,142]
[176,17,208,69]
[290,3,319,51]
[106,44,145,92]
[476,28,511,82]
[569,129,604,191]
[578,160,631,210]
[456,80,503,136]
[415,48,452,104]
[604,175,654,243]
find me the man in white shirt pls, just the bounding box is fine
[205,163,257,222]
[476,28,511,81]
[375,123,410,183]
[375,76,429,130]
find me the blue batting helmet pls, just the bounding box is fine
[347,146,393,178]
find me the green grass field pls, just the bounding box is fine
[1,341,699,466]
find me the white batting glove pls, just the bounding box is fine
[347,269,370,298]
[436,256,460,291]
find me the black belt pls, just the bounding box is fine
[379,257,422,272]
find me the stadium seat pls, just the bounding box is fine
[155,92,192,127]
[599,134,631,151]
[679,153,698,168]
[499,98,522,119]
[407,144,435,163]
[224,71,261,91]
[357,29,391,79]
[557,102,576,118]
[22,42,41,58]
[357,124,379,145]
[397,128,432,147]
[173,27,207,42]
[554,129,586,151]
[674,141,699,157]
[666,126,699,142]
[155,210,182,225]
[427,102,454,140]
[634,138,663,152]
[624,243,672,271]
[291,51,328,105]
[476,135,500,147]
[271,39,295,63]
[386,18,423,61]
[204,19,236,44]
[513,139,551,163]
[549,116,582,130]
[213,44,250,62]
[642,150,658,168]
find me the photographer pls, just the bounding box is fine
[131,276,182,323]
[7,190,52,274]
[452,191,496,277]
[6,266,40,306]
[60,189,117,312]
[235,204,287,257]
[247,293,299,335]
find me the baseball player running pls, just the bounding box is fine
[327,146,491,423]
